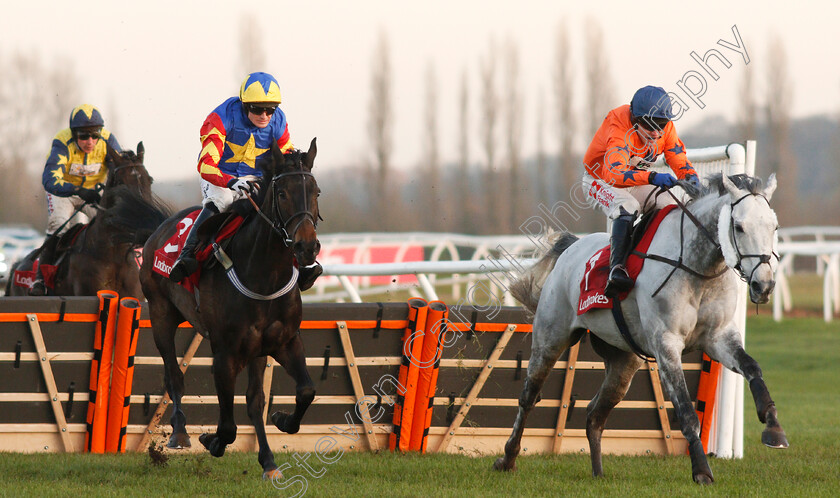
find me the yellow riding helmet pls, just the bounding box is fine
[239,72,282,104]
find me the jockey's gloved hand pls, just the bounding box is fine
[648,171,677,189]
[227,178,259,196]
[683,174,701,190]
[76,187,102,204]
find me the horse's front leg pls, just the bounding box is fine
[151,307,191,449]
[271,332,315,435]
[199,352,242,457]
[245,356,283,479]
[655,345,714,484]
[707,329,789,449]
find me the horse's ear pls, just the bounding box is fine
[305,137,317,170]
[722,174,744,198]
[136,142,144,163]
[106,142,122,165]
[268,141,284,175]
[763,173,777,200]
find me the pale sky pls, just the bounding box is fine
[3,0,837,184]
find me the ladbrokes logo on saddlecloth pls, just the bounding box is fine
[153,256,172,276]
[579,292,609,312]
[14,272,34,288]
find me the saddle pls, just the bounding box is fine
[151,209,245,292]
[577,205,677,315]
[11,223,88,292]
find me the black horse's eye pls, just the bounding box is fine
[279,191,288,200]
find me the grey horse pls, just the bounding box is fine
[494,174,788,484]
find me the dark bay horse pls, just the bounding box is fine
[139,139,321,479]
[6,143,169,298]
[495,174,788,484]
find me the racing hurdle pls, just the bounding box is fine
[0,295,706,457]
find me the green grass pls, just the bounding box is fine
[2,316,838,497]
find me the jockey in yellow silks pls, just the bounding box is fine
[29,104,122,295]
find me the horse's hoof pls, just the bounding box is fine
[693,472,714,485]
[167,433,191,449]
[493,457,516,472]
[199,433,226,458]
[762,427,789,449]
[271,411,300,434]
[263,467,284,480]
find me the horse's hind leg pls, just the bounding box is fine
[707,330,789,449]
[271,333,315,434]
[494,328,584,472]
[150,303,191,449]
[244,357,282,479]
[586,335,643,477]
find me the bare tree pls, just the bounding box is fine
[736,49,758,141]
[479,38,501,233]
[423,62,443,231]
[535,91,549,209]
[237,13,267,76]
[764,34,798,225]
[583,18,614,139]
[368,31,394,226]
[0,52,80,228]
[553,22,576,201]
[455,69,472,233]
[503,39,525,233]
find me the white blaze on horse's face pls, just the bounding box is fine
[720,174,779,304]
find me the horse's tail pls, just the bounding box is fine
[510,232,579,314]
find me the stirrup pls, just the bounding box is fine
[29,279,47,296]
[604,266,633,297]
[169,255,198,282]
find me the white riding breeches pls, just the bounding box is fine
[582,174,686,219]
[200,176,259,211]
[46,193,98,235]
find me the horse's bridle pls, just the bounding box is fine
[250,170,319,247]
[642,187,778,295]
[727,192,779,284]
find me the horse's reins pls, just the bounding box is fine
[634,187,729,297]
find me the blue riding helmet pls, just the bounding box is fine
[630,86,673,120]
[69,104,105,129]
[239,72,282,104]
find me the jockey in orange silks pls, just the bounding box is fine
[582,85,700,297]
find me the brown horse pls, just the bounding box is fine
[6,143,169,298]
[139,139,321,478]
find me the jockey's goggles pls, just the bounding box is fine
[246,104,278,116]
[75,131,101,141]
[637,116,670,132]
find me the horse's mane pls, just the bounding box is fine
[227,148,308,217]
[99,186,173,246]
[681,173,764,203]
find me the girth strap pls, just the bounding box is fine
[610,299,656,362]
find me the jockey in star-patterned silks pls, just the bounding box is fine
[581,85,700,297]
[29,104,122,296]
[168,71,322,290]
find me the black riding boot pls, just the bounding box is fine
[604,208,636,298]
[29,234,59,296]
[298,262,323,291]
[169,204,218,282]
